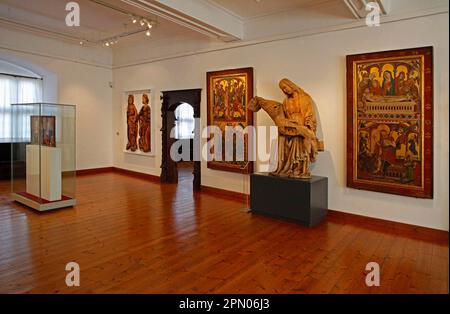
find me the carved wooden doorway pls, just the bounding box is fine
[160,89,201,191]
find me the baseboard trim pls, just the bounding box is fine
[112,167,160,182]
[326,209,449,238]
[76,167,160,182]
[200,185,249,203]
[202,185,448,233]
[76,167,114,175]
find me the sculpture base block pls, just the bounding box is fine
[250,173,328,227]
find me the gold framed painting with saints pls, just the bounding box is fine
[346,47,433,198]
[207,67,254,174]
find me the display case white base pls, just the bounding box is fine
[26,145,62,201]
[11,192,76,211]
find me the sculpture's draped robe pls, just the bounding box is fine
[273,80,318,178]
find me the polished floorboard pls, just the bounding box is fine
[0,170,448,294]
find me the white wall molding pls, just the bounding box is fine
[0,17,86,47]
[0,45,112,70]
[0,22,113,70]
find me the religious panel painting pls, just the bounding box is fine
[346,47,433,198]
[31,115,56,147]
[207,67,254,173]
[124,90,153,156]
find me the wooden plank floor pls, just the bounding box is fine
[0,170,448,294]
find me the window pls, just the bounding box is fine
[0,74,43,141]
[174,103,194,140]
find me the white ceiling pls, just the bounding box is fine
[1,0,125,31]
[0,0,199,45]
[210,0,333,19]
[0,0,353,46]
[0,0,125,39]
[0,0,447,50]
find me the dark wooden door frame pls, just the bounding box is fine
[160,89,201,191]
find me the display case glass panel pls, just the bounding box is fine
[10,103,76,211]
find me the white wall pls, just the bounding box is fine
[112,13,449,231]
[0,28,114,170]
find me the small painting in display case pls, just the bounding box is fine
[346,47,433,198]
[30,115,56,147]
[206,67,254,174]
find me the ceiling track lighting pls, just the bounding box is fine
[102,37,119,47]
[129,15,155,39]
[98,13,157,48]
[87,1,156,47]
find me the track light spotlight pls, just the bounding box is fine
[145,30,151,37]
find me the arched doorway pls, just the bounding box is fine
[160,89,201,191]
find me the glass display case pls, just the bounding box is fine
[10,103,76,211]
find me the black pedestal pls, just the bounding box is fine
[250,173,328,227]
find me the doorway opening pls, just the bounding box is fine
[160,89,201,191]
[174,102,195,185]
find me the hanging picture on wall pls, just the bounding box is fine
[123,90,153,156]
[30,115,56,147]
[207,67,254,174]
[346,47,433,198]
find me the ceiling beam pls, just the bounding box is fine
[121,0,244,41]
[343,0,390,19]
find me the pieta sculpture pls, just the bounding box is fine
[249,78,324,178]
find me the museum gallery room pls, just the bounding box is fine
[0,0,448,296]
